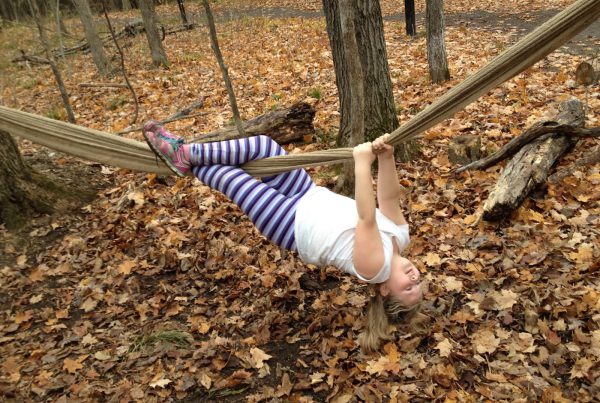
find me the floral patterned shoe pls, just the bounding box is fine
[142,120,190,177]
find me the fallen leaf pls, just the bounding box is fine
[14,311,33,324]
[16,255,27,267]
[443,276,463,292]
[63,358,84,374]
[80,298,98,313]
[150,378,172,388]
[249,347,272,369]
[425,252,442,267]
[118,259,136,275]
[472,328,500,354]
[94,351,111,361]
[435,338,453,357]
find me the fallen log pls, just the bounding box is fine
[12,51,50,65]
[191,102,316,144]
[549,144,600,183]
[481,99,585,221]
[456,123,599,173]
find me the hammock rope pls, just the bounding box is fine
[0,0,598,177]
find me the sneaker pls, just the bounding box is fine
[142,120,190,177]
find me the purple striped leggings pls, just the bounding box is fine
[189,135,314,251]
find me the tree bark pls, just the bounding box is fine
[482,100,585,221]
[426,0,450,83]
[355,0,399,143]
[73,0,111,76]
[139,0,169,68]
[404,0,416,37]
[0,131,53,229]
[335,0,365,195]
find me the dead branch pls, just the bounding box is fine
[456,123,600,173]
[165,99,206,120]
[117,112,209,135]
[78,82,128,88]
[549,144,600,183]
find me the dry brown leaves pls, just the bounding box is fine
[1,0,599,401]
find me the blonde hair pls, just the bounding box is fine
[358,290,422,354]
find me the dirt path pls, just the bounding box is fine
[214,7,599,55]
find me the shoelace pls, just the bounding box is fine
[159,132,184,151]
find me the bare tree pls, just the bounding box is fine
[426,0,450,83]
[139,0,169,68]
[27,0,75,123]
[73,0,111,76]
[203,0,245,137]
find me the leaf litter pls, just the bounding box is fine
[0,0,599,401]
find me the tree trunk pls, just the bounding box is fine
[323,0,416,161]
[0,132,53,229]
[139,0,169,68]
[355,0,399,142]
[0,0,15,21]
[28,0,76,123]
[404,0,416,37]
[122,0,132,11]
[177,0,188,25]
[426,0,450,83]
[334,0,365,195]
[73,0,111,76]
[483,100,584,221]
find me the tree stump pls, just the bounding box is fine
[0,131,52,228]
[448,134,480,165]
[483,99,585,221]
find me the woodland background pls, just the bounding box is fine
[0,0,599,401]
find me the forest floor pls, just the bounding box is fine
[0,0,599,402]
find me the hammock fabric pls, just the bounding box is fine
[0,0,598,177]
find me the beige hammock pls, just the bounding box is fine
[0,0,598,177]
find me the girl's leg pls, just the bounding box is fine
[193,164,301,251]
[187,135,314,198]
[143,124,313,249]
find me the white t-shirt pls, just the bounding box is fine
[294,186,410,283]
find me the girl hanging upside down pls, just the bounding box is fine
[143,121,423,352]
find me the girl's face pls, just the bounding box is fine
[380,256,422,306]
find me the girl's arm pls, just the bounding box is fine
[373,135,407,225]
[352,143,385,280]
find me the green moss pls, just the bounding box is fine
[308,87,322,100]
[45,105,67,120]
[128,330,192,353]
[107,95,129,111]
